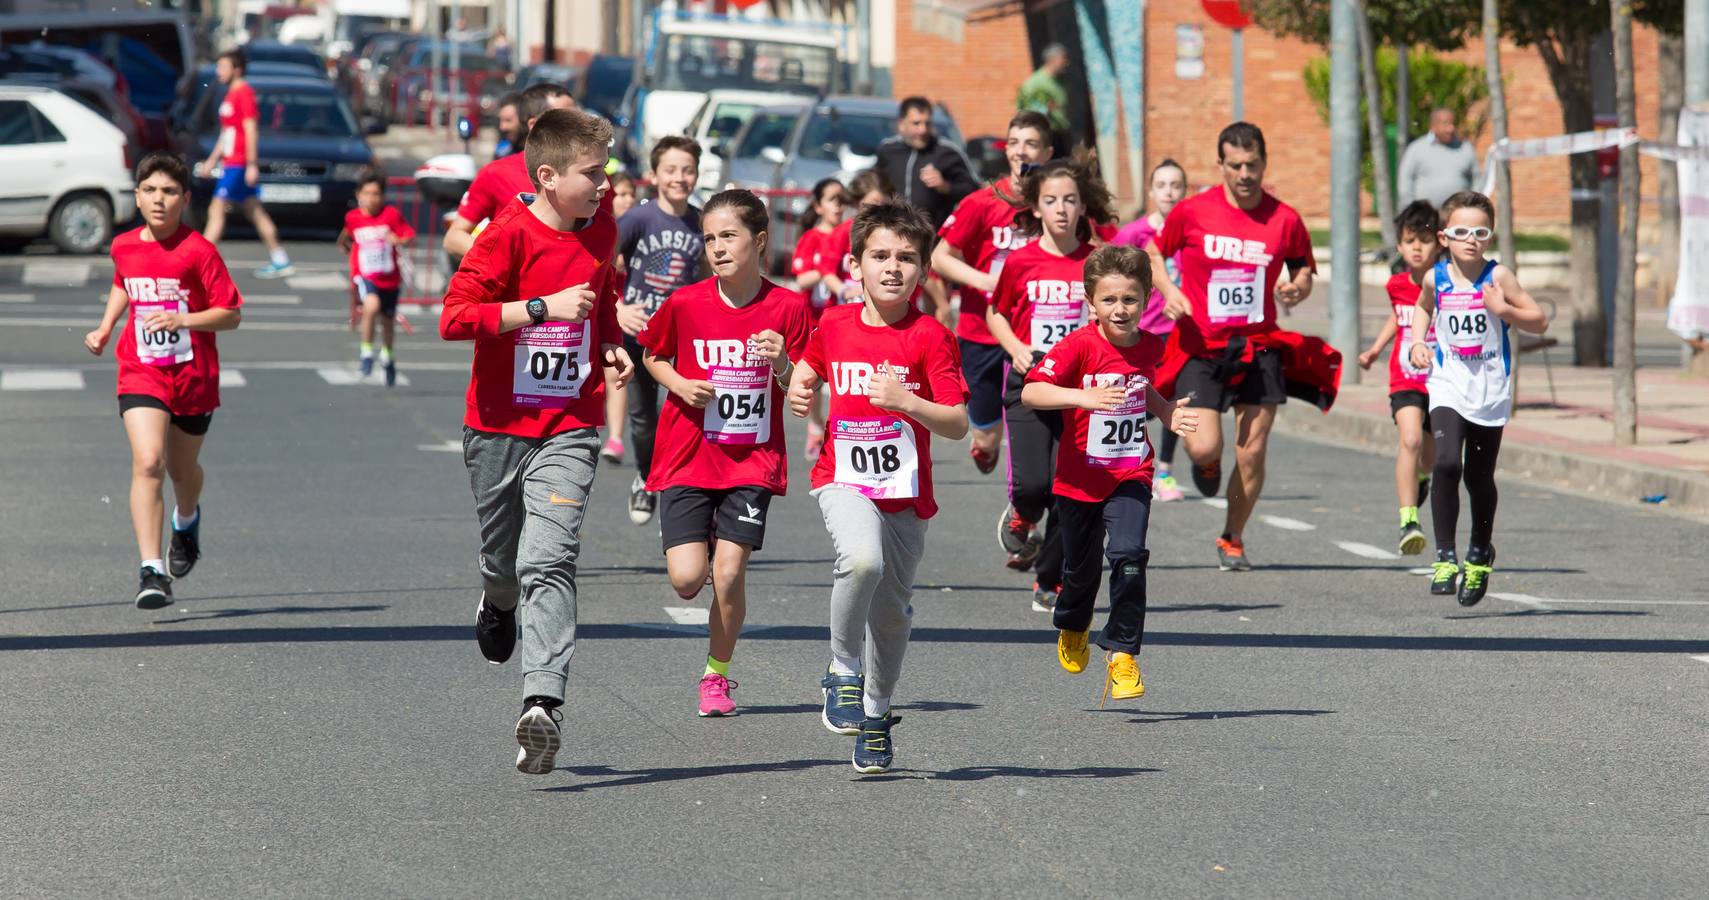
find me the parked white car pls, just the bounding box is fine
[0,85,133,254]
[683,89,778,204]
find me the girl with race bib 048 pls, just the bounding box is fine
[636,190,812,718]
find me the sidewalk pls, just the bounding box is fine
[1276,360,1709,518]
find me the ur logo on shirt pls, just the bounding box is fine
[1026,280,1085,305]
[830,361,920,395]
[992,226,1024,250]
[1082,372,1148,391]
[123,277,188,304]
[1203,234,1274,267]
[693,338,754,369]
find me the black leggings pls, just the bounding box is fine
[624,334,661,478]
[1004,361,1062,589]
[1430,408,1504,551]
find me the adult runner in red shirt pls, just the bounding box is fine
[197,48,293,279]
[932,110,1054,474]
[443,83,578,259]
[85,153,243,611]
[1148,122,1315,572]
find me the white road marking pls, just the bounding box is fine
[1258,514,1316,532]
[243,294,302,305]
[0,317,349,332]
[417,440,461,452]
[22,262,91,286]
[219,369,247,387]
[1335,541,1399,560]
[1201,497,1228,510]
[1407,567,1434,576]
[1492,592,1709,608]
[1691,656,1709,665]
[664,606,709,626]
[1491,593,1554,611]
[1,369,84,390]
[284,273,354,291]
[398,303,444,316]
[0,293,35,303]
[316,367,411,387]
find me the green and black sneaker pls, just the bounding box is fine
[1430,548,1459,596]
[1458,545,1495,607]
[1398,520,1428,556]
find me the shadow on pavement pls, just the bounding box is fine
[738,700,982,717]
[1446,608,1648,620]
[544,758,842,791]
[0,585,473,616]
[147,604,387,625]
[1116,708,1335,725]
[855,764,1160,783]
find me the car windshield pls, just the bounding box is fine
[195,86,359,138]
[705,102,759,141]
[653,34,832,95]
[798,111,892,161]
[732,109,801,158]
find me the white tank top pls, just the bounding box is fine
[1427,258,1512,426]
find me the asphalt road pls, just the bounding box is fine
[2,242,1707,897]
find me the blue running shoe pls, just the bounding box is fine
[820,671,863,735]
[254,261,295,279]
[359,355,374,377]
[852,714,900,774]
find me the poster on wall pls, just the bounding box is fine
[1175,24,1204,79]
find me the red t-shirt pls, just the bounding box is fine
[637,277,812,493]
[457,153,533,226]
[439,198,622,438]
[1153,188,1315,350]
[344,205,416,291]
[1026,323,1166,502]
[217,81,258,167]
[991,241,1093,357]
[1385,270,1434,396]
[791,226,837,315]
[827,218,855,288]
[937,178,1031,346]
[110,226,243,415]
[802,304,968,519]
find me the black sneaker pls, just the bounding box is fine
[474,594,517,664]
[820,671,864,735]
[514,698,563,775]
[1191,460,1223,498]
[1458,545,1495,607]
[168,507,201,578]
[1430,548,1459,596]
[1397,521,1427,556]
[383,360,397,387]
[628,475,656,526]
[852,714,900,774]
[135,567,173,610]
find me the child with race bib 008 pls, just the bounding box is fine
[637,189,812,718]
[787,202,969,775]
[1408,191,1547,607]
[338,167,415,386]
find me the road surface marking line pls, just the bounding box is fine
[1490,593,1554,610]
[1201,497,1228,509]
[1,369,84,391]
[665,606,709,626]
[1492,592,1709,607]
[417,440,461,452]
[1258,514,1316,531]
[219,369,247,388]
[1407,567,1434,576]
[22,262,91,286]
[244,294,302,305]
[0,318,350,332]
[0,293,35,303]
[317,367,411,387]
[1691,656,1709,665]
[1335,541,1399,560]
[284,273,354,291]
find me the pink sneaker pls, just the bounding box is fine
[697,673,738,717]
[1154,471,1186,503]
[600,437,625,464]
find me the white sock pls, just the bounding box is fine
[862,693,890,720]
[172,507,198,530]
[270,248,290,266]
[142,558,166,575]
[829,654,862,677]
[379,346,394,362]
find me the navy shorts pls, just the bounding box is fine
[354,277,400,317]
[959,338,1007,430]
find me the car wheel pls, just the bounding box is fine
[48,193,113,255]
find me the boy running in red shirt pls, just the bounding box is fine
[1356,200,1440,555]
[788,202,969,775]
[337,168,415,386]
[987,159,1116,612]
[639,189,812,717]
[84,152,243,609]
[439,109,635,775]
[1022,245,1200,702]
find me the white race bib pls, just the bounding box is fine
[832,416,919,499]
[357,239,393,276]
[1208,266,1263,324]
[1438,290,1492,358]
[1087,390,1148,469]
[221,125,236,158]
[512,322,591,408]
[703,364,771,445]
[133,300,192,367]
[1030,300,1085,352]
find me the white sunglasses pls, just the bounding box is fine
[1442,226,1493,241]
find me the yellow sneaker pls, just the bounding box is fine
[1102,652,1144,706]
[1057,628,1090,674]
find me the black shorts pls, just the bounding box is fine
[118,393,213,436]
[1389,390,1430,425]
[1175,348,1286,412]
[659,485,773,552]
[959,338,1006,429]
[355,279,400,317]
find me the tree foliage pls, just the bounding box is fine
[1247,0,1482,50]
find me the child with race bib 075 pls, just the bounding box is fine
[788,201,969,775]
[1408,191,1547,607]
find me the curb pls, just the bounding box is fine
[1272,401,1709,519]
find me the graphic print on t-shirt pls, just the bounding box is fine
[694,337,773,445]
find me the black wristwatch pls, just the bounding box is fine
[525,297,547,326]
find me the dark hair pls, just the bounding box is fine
[847,168,894,203]
[1394,199,1440,240]
[650,135,703,172]
[524,108,614,189]
[518,82,570,124]
[1012,158,1115,243]
[1216,121,1266,161]
[1439,190,1494,224]
[134,151,190,191]
[1150,157,1186,184]
[1083,244,1153,303]
[497,91,522,113]
[801,177,845,231]
[218,48,246,73]
[1008,110,1053,143]
[850,201,935,260]
[897,96,931,119]
[609,170,636,191]
[702,188,770,240]
[355,166,387,194]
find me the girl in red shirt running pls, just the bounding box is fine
[791,178,848,460]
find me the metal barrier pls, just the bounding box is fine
[343,176,457,332]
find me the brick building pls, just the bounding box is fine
[892,0,1669,226]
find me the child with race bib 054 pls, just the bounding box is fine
[1021,244,1198,703]
[787,201,969,775]
[338,167,415,386]
[84,152,243,611]
[1408,190,1547,607]
[637,189,812,718]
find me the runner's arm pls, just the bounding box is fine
[786,358,823,417]
[1277,259,1315,307]
[181,306,242,332]
[931,240,995,294]
[336,227,353,253]
[1147,385,1200,435]
[443,215,476,257]
[985,305,1033,370]
[84,285,129,354]
[642,349,714,408]
[1148,242,1191,319]
[1487,266,1548,334]
[1359,311,1397,368]
[1408,279,1438,370]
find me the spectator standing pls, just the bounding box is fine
[1017,44,1071,135]
[874,96,978,232]
[1397,108,1479,209]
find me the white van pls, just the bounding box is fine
[0,85,134,254]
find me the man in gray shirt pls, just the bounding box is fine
[1398,108,1479,208]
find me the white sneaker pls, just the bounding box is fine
[627,475,656,526]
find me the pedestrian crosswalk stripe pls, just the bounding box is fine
[1259,514,1316,532]
[244,294,302,305]
[1201,497,1228,509]
[219,369,247,387]
[0,293,34,303]
[1,369,84,390]
[664,606,710,626]
[1335,541,1399,560]
[285,273,352,291]
[22,262,91,287]
[316,367,411,387]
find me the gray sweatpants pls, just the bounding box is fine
[815,486,928,704]
[463,425,600,703]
